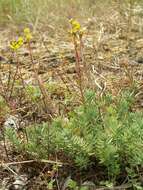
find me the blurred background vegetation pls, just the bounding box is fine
[0,0,143,33]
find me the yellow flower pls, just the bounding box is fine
[10,37,24,51]
[69,18,86,37]
[24,28,30,33]
[24,27,32,41]
[69,18,81,34]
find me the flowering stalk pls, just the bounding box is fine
[69,19,86,104]
[9,37,24,99]
[24,28,55,117]
[73,35,85,104]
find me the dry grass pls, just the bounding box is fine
[0,0,142,32]
[0,0,142,42]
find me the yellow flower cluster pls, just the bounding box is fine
[10,28,32,51]
[10,37,24,51]
[69,18,86,37]
[24,28,32,41]
[69,18,81,34]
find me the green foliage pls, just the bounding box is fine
[26,84,41,103]
[0,95,10,118]
[5,127,22,150]
[67,179,78,190]
[100,181,113,188]
[47,179,55,190]
[5,89,143,182]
